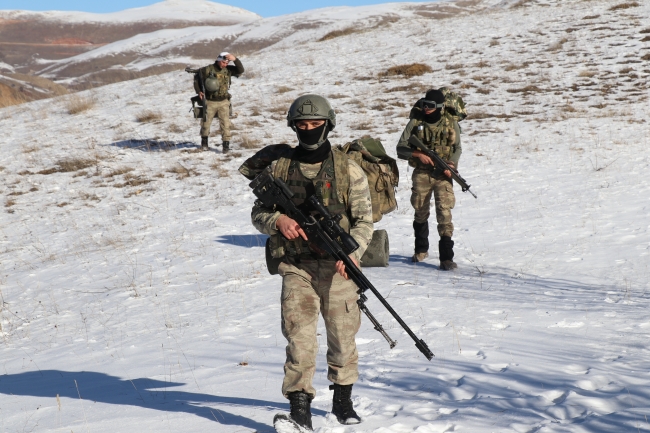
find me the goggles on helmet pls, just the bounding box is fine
[421,100,445,110]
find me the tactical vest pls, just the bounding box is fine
[409,113,457,169]
[268,150,351,260]
[204,65,231,101]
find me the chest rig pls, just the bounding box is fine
[411,115,457,165]
[269,150,351,259]
[205,65,231,101]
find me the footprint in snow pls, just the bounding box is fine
[563,364,590,375]
[480,363,508,373]
[575,375,610,391]
[436,373,464,387]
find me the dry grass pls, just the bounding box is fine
[446,63,463,70]
[115,173,152,188]
[250,107,261,116]
[350,121,373,130]
[328,93,350,99]
[136,111,163,123]
[79,192,101,201]
[609,2,639,11]
[167,163,195,179]
[549,38,568,51]
[578,70,597,78]
[65,94,95,115]
[379,63,432,78]
[276,86,293,94]
[38,157,96,175]
[640,28,650,34]
[239,134,263,149]
[506,85,543,94]
[105,166,134,178]
[489,39,500,46]
[168,123,184,133]
[583,15,600,20]
[319,27,359,42]
[503,62,530,71]
[5,198,16,208]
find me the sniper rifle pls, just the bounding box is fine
[250,167,434,361]
[408,135,477,199]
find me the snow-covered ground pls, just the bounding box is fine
[0,0,260,24]
[1,0,649,432]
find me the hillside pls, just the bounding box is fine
[0,0,260,97]
[0,0,649,432]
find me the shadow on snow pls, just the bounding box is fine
[216,234,269,248]
[107,139,197,152]
[0,370,327,431]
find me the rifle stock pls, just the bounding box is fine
[408,135,477,199]
[250,168,434,361]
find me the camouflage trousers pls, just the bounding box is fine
[410,168,455,237]
[278,257,361,399]
[200,99,231,141]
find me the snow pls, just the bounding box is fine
[1,0,649,432]
[0,62,15,73]
[0,0,260,24]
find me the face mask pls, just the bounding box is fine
[296,123,328,149]
[424,110,442,124]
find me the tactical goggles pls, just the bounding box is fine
[421,100,445,110]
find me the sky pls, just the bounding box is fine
[0,0,434,18]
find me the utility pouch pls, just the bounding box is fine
[265,238,283,275]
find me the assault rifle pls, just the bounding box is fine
[184,66,207,122]
[408,135,477,199]
[250,168,434,361]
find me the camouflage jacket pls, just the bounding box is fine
[193,58,244,101]
[251,152,374,262]
[396,112,462,168]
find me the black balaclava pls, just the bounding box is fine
[297,122,328,147]
[293,140,331,164]
[422,89,445,124]
[293,121,331,163]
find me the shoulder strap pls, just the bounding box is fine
[332,149,350,208]
[274,154,294,181]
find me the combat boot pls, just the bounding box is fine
[222,141,230,152]
[200,136,208,151]
[288,391,313,431]
[330,384,361,425]
[439,236,457,270]
[412,221,429,263]
[412,252,429,263]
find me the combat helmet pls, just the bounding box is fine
[204,76,220,93]
[287,94,336,150]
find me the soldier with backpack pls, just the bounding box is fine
[193,52,244,152]
[396,88,465,270]
[249,95,373,433]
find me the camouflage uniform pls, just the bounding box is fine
[193,58,244,141]
[396,110,462,253]
[251,153,373,398]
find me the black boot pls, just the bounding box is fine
[439,236,457,270]
[412,221,429,262]
[288,391,313,431]
[222,141,230,152]
[200,136,208,151]
[330,384,361,425]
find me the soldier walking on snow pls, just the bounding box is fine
[251,95,374,432]
[193,52,244,152]
[396,88,462,270]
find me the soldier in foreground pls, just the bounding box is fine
[396,89,462,270]
[193,52,244,152]
[250,95,373,432]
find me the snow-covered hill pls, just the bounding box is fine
[0,0,260,24]
[1,0,649,432]
[33,0,502,86]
